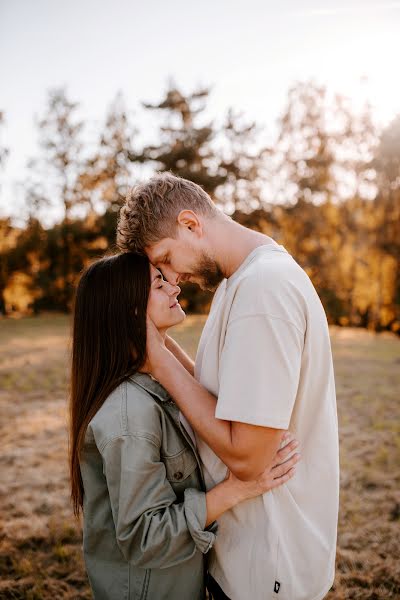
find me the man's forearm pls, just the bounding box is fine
[165,335,195,376]
[153,348,236,466]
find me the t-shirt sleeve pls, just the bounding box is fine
[214,313,304,429]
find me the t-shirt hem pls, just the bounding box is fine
[214,408,289,429]
[209,568,335,600]
[308,572,335,600]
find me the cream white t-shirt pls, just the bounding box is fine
[194,243,339,600]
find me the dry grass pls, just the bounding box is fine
[0,315,399,599]
[326,327,400,600]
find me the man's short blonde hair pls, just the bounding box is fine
[117,172,220,253]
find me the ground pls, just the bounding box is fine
[0,315,399,599]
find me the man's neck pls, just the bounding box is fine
[211,220,275,279]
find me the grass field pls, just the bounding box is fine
[0,315,399,599]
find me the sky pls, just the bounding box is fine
[1,0,399,223]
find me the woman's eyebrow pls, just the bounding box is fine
[151,273,163,283]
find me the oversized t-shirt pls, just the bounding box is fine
[194,242,339,600]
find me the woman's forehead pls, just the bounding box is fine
[150,264,162,279]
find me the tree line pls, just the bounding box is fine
[0,82,399,333]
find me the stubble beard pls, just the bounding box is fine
[192,252,225,292]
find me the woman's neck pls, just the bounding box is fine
[158,327,168,341]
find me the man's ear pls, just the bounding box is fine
[177,210,202,234]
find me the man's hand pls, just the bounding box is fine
[226,433,300,500]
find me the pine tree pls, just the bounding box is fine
[129,84,225,193]
[79,92,136,215]
[216,107,269,212]
[128,82,267,211]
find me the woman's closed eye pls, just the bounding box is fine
[154,275,166,289]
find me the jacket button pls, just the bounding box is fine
[174,471,183,480]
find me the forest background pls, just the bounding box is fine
[1,80,399,331]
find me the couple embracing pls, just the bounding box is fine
[69,172,339,600]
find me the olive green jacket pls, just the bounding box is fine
[80,372,218,600]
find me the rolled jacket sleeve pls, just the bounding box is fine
[101,433,217,569]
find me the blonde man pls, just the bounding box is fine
[117,172,339,600]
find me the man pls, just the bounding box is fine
[116,172,339,600]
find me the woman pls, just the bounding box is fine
[69,252,299,600]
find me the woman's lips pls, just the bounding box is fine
[170,301,179,309]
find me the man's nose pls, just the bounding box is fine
[161,265,180,285]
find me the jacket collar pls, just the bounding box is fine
[129,372,172,403]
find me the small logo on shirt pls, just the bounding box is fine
[274,581,281,593]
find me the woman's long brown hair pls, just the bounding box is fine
[69,252,150,516]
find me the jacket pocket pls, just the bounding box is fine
[162,447,198,483]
